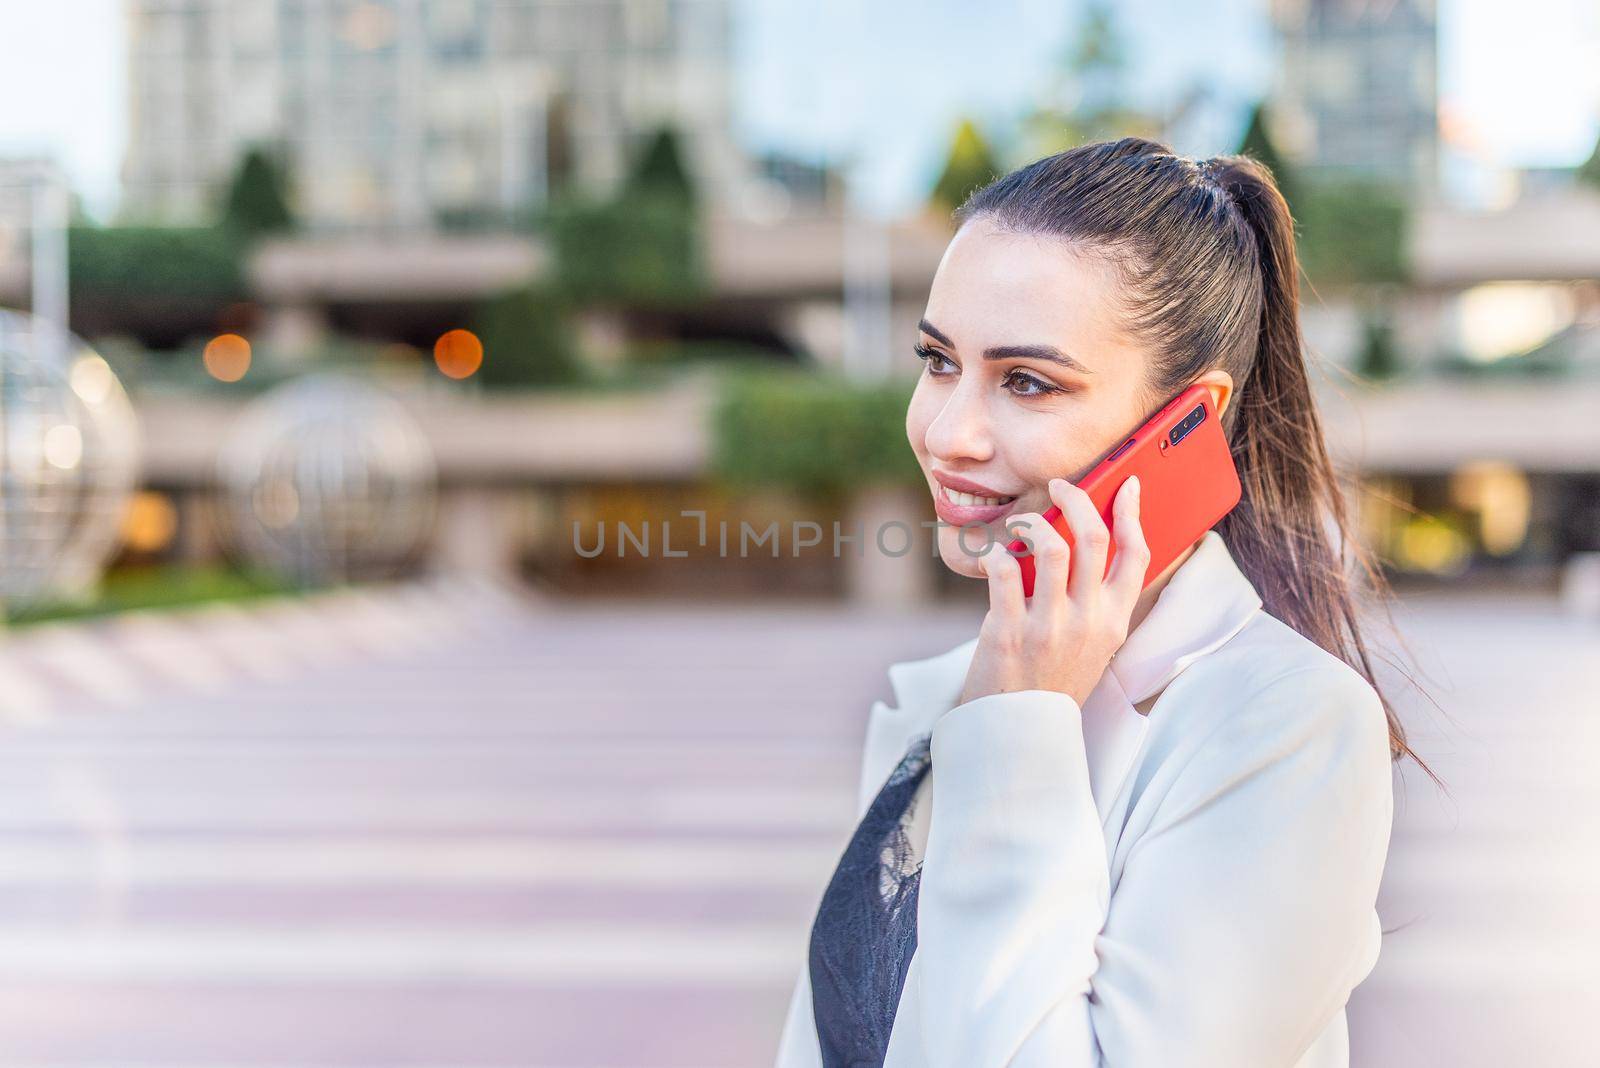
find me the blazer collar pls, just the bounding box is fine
[882,529,1264,826]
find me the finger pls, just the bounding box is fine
[1049,477,1111,601]
[1104,475,1151,611]
[980,538,1026,620]
[1005,511,1071,614]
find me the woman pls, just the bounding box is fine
[773,138,1435,1068]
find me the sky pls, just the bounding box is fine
[0,0,1596,220]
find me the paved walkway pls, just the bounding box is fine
[1348,592,1600,1066]
[0,589,1591,1066]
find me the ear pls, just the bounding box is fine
[1193,369,1235,421]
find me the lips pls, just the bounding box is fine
[931,473,1021,526]
[933,471,1016,497]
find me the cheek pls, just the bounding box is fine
[1009,413,1096,485]
[993,410,1055,464]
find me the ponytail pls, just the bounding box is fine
[1206,157,1436,780]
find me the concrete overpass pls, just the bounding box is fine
[132,371,1600,488]
[1410,190,1600,290]
[127,369,1600,599]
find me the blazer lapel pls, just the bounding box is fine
[856,636,978,818]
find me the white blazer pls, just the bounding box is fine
[773,529,1395,1068]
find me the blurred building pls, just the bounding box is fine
[0,157,70,331]
[0,158,54,228]
[51,0,1600,601]
[1270,0,1439,190]
[0,159,50,299]
[120,0,748,231]
[750,150,844,213]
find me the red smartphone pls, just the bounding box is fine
[1007,381,1241,598]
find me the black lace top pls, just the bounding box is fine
[807,731,933,1068]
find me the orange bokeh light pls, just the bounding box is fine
[120,491,179,554]
[434,329,484,379]
[203,333,252,382]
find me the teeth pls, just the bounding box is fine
[943,487,1016,508]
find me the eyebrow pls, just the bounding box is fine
[918,318,1095,375]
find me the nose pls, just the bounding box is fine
[922,378,994,464]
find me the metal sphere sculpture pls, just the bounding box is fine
[215,373,437,586]
[0,309,139,615]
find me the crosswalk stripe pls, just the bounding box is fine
[14,624,147,706]
[176,602,301,681]
[107,612,239,691]
[0,837,841,889]
[0,787,856,833]
[0,922,804,985]
[0,658,55,725]
[0,580,532,720]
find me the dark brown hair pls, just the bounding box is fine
[955,136,1439,784]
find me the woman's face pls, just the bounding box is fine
[906,216,1165,579]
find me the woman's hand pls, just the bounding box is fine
[957,475,1151,709]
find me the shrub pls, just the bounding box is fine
[472,282,588,388]
[69,226,246,302]
[538,191,706,307]
[710,368,923,503]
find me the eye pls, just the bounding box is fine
[1004,370,1064,397]
[913,343,956,376]
[915,344,1068,398]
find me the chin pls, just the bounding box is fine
[935,528,992,580]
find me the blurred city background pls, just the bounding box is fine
[0,0,1594,1065]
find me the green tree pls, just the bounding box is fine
[473,282,587,388]
[1236,102,1299,209]
[1354,306,1402,381]
[221,145,294,237]
[533,122,706,307]
[1296,178,1408,288]
[540,191,706,306]
[929,119,1002,215]
[623,125,697,206]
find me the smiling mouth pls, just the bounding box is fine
[939,486,1019,508]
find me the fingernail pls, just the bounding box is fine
[1128,476,1140,498]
